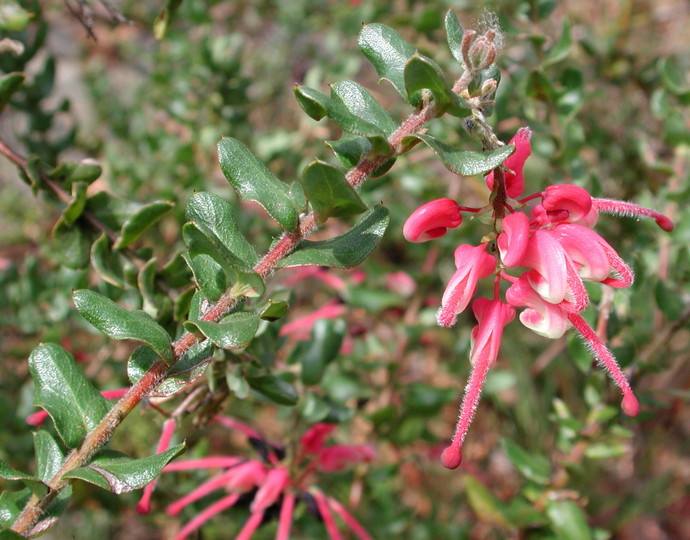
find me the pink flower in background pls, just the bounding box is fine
[138,417,374,540]
[402,126,673,469]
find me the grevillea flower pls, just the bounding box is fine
[402,198,463,242]
[138,416,374,539]
[403,126,673,469]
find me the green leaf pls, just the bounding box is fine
[0,530,27,540]
[0,488,31,529]
[128,341,214,397]
[302,160,367,224]
[259,300,289,322]
[0,461,36,483]
[546,500,593,540]
[278,205,389,268]
[48,160,102,187]
[217,137,299,232]
[186,192,258,267]
[444,10,465,64]
[0,72,24,111]
[526,69,555,103]
[330,80,397,136]
[91,233,126,288]
[28,343,112,448]
[659,58,690,102]
[226,366,251,399]
[358,23,416,100]
[64,445,185,494]
[138,257,159,315]
[61,181,88,226]
[404,133,515,176]
[464,475,510,526]
[326,135,397,178]
[501,438,552,485]
[160,251,193,288]
[294,85,391,151]
[246,374,298,406]
[34,431,64,484]
[543,18,572,67]
[183,222,264,298]
[299,319,346,385]
[183,253,226,302]
[114,200,174,249]
[190,312,261,351]
[52,217,92,269]
[404,53,469,116]
[73,289,173,364]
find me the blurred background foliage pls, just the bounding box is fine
[0,0,688,538]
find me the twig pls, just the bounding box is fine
[9,86,445,537]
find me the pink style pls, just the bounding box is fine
[403,127,673,469]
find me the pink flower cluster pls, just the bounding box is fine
[403,128,673,470]
[138,416,374,540]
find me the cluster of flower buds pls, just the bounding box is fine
[137,416,374,540]
[403,128,674,470]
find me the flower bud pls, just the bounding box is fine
[403,198,463,242]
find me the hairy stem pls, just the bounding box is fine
[9,95,442,536]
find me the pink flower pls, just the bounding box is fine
[497,211,530,267]
[385,270,416,297]
[485,127,532,198]
[403,198,463,242]
[437,243,495,327]
[152,417,374,540]
[541,184,593,223]
[441,299,515,469]
[506,276,570,339]
[279,299,346,340]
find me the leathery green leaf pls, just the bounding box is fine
[403,133,515,176]
[114,200,174,249]
[191,312,261,351]
[302,160,367,224]
[299,319,347,385]
[444,10,465,64]
[246,375,298,406]
[277,205,389,269]
[546,500,593,540]
[91,233,126,288]
[73,289,173,364]
[0,72,24,111]
[28,343,111,448]
[64,445,185,494]
[217,137,299,232]
[34,431,64,484]
[358,23,415,100]
[330,80,397,136]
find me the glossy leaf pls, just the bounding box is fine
[444,10,465,64]
[0,530,27,540]
[183,253,226,302]
[128,340,214,397]
[0,2,30,31]
[33,431,64,484]
[546,500,593,540]
[246,374,299,406]
[114,200,174,249]
[52,217,92,269]
[182,221,264,298]
[330,80,397,136]
[218,137,299,231]
[302,160,367,224]
[298,319,346,385]
[226,366,251,399]
[61,181,88,226]
[326,135,397,178]
[0,489,31,529]
[277,205,389,268]
[294,85,391,151]
[0,461,36,483]
[403,133,515,176]
[501,438,551,485]
[190,312,260,351]
[28,343,112,448]
[0,72,24,111]
[91,233,126,288]
[73,289,173,364]
[64,445,185,494]
[186,192,258,267]
[404,53,469,116]
[358,23,415,99]
[138,257,159,315]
